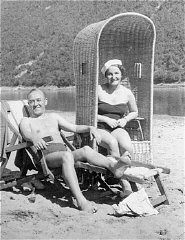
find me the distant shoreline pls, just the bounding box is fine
[154,82,185,88]
[0,85,76,91]
[0,82,185,91]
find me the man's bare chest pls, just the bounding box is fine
[30,118,58,133]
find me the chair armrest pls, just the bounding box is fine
[5,136,53,153]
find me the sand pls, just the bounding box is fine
[1,114,185,240]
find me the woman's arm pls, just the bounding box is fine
[97,114,118,129]
[97,114,110,123]
[125,90,138,122]
[117,89,138,128]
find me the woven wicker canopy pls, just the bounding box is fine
[73,12,156,163]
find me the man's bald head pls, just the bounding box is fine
[27,88,46,99]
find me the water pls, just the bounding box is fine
[1,88,76,112]
[153,86,185,116]
[1,86,185,116]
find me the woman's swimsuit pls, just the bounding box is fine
[98,101,129,132]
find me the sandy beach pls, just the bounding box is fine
[1,114,185,239]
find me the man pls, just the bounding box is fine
[20,88,131,213]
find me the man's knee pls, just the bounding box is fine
[61,151,74,165]
[81,146,92,158]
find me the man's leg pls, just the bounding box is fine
[73,147,132,196]
[72,146,130,178]
[45,151,97,213]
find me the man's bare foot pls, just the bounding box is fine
[78,200,98,213]
[116,153,131,165]
[108,156,130,179]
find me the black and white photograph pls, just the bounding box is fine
[1,0,185,239]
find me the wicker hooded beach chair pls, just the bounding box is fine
[74,12,156,164]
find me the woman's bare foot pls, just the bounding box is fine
[78,200,98,213]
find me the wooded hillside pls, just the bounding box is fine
[1,0,185,87]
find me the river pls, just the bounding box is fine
[1,86,185,116]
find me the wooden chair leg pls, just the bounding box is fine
[129,181,138,192]
[0,153,11,178]
[152,174,170,207]
[0,172,46,190]
[96,175,119,195]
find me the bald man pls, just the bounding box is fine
[20,88,131,213]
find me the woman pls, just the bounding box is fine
[97,59,138,195]
[98,59,138,157]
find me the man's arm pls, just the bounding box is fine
[54,113,101,144]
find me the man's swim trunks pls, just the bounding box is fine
[42,143,67,156]
[98,101,129,132]
[14,143,67,174]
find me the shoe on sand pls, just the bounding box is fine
[22,182,34,192]
[31,179,45,190]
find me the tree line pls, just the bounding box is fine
[1,0,185,87]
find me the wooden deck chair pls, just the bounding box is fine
[0,100,52,188]
[73,12,170,206]
[0,99,110,191]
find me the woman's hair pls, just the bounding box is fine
[105,64,126,78]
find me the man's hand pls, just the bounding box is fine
[89,126,102,145]
[32,135,48,150]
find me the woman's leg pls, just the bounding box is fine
[97,129,120,156]
[111,128,134,157]
[45,151,97,213]
[111,128,134,195]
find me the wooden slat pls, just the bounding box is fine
[60,132,76,151]
[131,161,170,174]
[154,174,169,204]
[9,133,18,146]
[151,195,168,207]
[0,173,46,190]
[75,162,107,174]
[5,136,53,153]
[6,142,32,153]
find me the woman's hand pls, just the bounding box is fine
[117,118,127,128]
[105,117,118,129]
[89,126,102,144]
